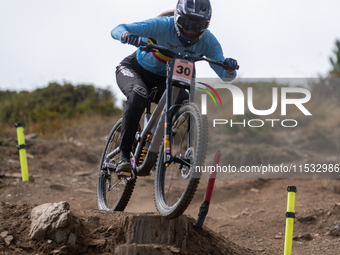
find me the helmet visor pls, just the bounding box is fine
[177,17,206,33]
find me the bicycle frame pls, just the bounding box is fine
[134,55,196,176]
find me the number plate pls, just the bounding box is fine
[172,59,194,85]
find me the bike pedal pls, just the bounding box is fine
[117,171,133,179]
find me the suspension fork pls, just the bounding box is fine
[164,59,175,166]
[163,56,193,167]
[188,66,196,150]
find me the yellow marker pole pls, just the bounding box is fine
[15,122,29,182]
[284,186,297,255]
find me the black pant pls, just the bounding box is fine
[116,52,188,156]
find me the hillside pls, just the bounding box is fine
[1,78,340,254]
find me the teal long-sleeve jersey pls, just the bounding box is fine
[111,16,236,81]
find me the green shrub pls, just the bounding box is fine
[0,82,121,134]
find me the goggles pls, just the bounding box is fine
[177,17,206,33]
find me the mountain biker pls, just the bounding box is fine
[111,0,239,177]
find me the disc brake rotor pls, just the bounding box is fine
[180,147,194,178]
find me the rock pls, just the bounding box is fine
[250,188,259,193]
[329,224,340,236]
[4,235,13,245]
[297,215,316,223]
[68,233,77,245]
[241,208,250,216]
[169,246,180,253]
[29,201,79,243]
[0,231,8,238]
[293,233,313,241]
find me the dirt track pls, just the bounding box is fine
[1,130,340,254]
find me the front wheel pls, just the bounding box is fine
[154,103,208,219]
[96,117,136,211]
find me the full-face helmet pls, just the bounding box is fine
[174,0,212,48]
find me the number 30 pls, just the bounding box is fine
[176,65,191,76]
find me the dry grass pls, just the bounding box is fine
[0,114,121,142]
[201,80,340,167]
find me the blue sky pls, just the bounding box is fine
[1,0,339,103]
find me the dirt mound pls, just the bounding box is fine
[1,129,340,254]
[0,202,254,255]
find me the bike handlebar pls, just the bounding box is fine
[139,41,239,70]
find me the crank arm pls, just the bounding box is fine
[168,155,191,168]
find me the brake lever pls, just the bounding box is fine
[139,45,154,53]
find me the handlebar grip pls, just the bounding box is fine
[140,41,148,46]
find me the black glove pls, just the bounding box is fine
[124,33,142,47]
[223,58,239,71]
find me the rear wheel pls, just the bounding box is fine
[96,117,136,211]
[154,103,208,219]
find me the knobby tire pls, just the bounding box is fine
[154,103,208,219]
[96,117,136,211]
